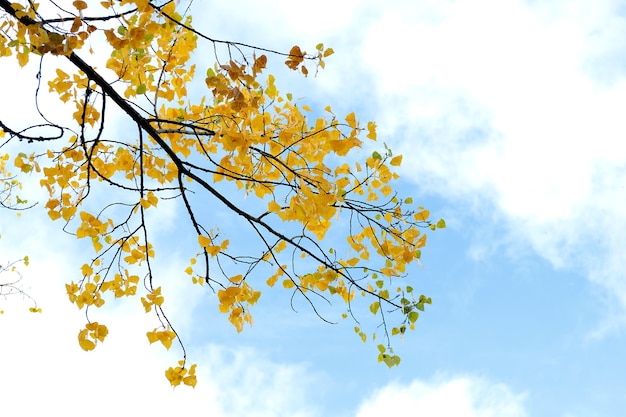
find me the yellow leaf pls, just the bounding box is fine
[367,121,377,140]
[73,0,88,10]
[78,328,96,351]
[183,374,197,388]
[198,235,211,248]
[17,52,29,67]
[275,240,287,253]
[206,245,220,256]
[78,337,95,351]
[390,155,403,166]
[414,210,430,222]
[146,331,158,344]
[229,274,243,284]
[70,16,82,33]
[345,112,357,129]
[268,200,281,213]
[266,274,278,287]
[80,263,93,277]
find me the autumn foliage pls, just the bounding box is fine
[0,0,443,386]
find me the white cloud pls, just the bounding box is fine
[0,209,319,417]
[323,0,626,324]
[355,375,527,417]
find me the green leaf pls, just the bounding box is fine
[372,151,382,160]
[206,67,216,78]
[408,311,419,323]
[316,43,324,51]
[437,218,446,229]
[383,354,401,368]
[405,197,413,204]
[136,84,147,95]
[369,301,380,315]
[418,294,432,304]
[375,280,384,289]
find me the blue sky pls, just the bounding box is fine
[2,0,626,416]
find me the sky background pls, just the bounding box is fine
[2,0,626,416]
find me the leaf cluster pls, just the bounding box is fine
[0,0,444,384]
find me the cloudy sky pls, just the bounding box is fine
[2,0,626,416]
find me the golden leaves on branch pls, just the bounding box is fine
[0,0,446,384]
[78,322,108,351]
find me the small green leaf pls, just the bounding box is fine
[375,280,384,289]
[436,218,446,229]
[372,151,382,160]
[369,301,380,315]
[136,84,147,95]
[383,354,401,368]
[408,311,419,323]
[206,67,216,78]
